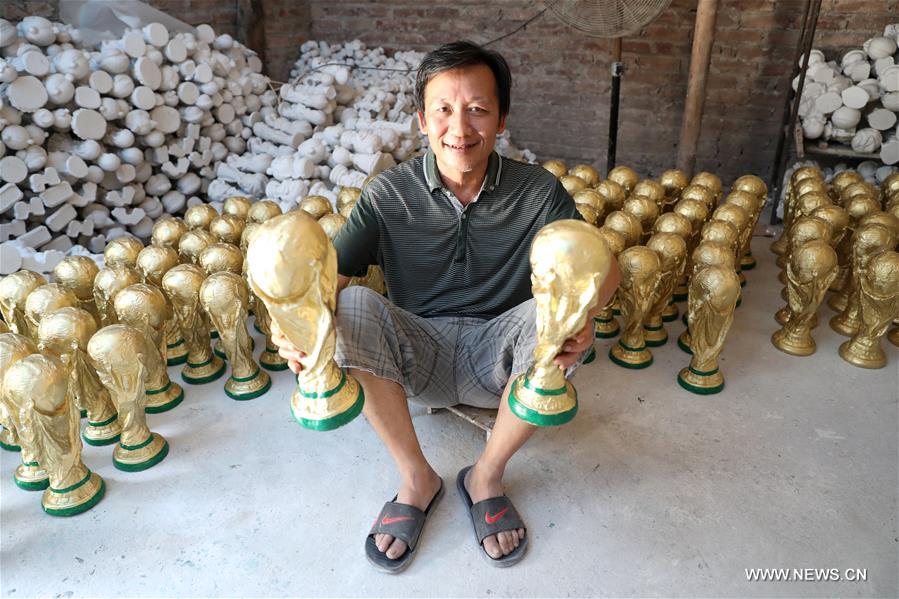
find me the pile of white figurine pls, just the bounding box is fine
[0,16,274,273]
[796,24,899,164]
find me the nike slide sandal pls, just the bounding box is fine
[456,465,528,567]
[364,479,445,574]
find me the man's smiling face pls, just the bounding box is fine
[417,63,506,182]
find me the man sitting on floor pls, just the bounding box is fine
[273,40,620,572]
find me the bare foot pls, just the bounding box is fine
[465,464,526,559]
[374,468,442,560]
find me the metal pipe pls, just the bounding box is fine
[607,37,623,176]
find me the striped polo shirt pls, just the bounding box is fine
[333,148,581,319]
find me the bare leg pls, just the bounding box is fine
[465,377,535,558]
[350,368,442,560]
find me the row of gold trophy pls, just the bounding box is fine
[541,160,768,394]
[770,167,899,368]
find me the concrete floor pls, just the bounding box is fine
[1,235,897,598]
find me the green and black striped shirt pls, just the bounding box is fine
[333,149,581,319]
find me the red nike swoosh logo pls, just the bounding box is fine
[485,508,508,524]
[381,515,415,525]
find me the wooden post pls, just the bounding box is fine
[676,0,719,177]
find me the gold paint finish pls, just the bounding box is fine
[681,184,716,209]
[839,250,899,368]
[178,229,217,265]
[690,172,722,203]
[299,195,334,220]
[732,174,767,199]
[595,180,626,212]
[136,245,186,365]
[603,210,643,248]
[209,214,246,245]
[573,189,606,216]
[610,246,661,368]
[247,199,283,224]
[52,256,100,325]
[560,175,588,196]
[335,188,361,215]
[199,243,244,276]
[93,265,141,327]
[631,180,665,207]
[23,284,79,342]
[653,212,692,239]
[223,196,252,220]
[644,233,687,346]
[318,213,347,240]
[569,164,600,187]
[541,160,567,178]
[0,270,46,335]
[659,169,689,206]
[607,166,639,195]
[151,217,188,249]
[103,236,143,268]
[622,195,660,240]
[184,204,219,230]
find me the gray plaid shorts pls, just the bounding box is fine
[333,286,583,409]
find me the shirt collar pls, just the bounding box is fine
[424,148,502,194]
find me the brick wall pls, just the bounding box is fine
[5,0,893,184]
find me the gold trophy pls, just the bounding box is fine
[151,217,188,249]
[828,196,882,311]
[223,196,252,220]
[831,170,864,200]
[700,220,741,308]
[87,324,169,471]
[652,212,692,321]
[622,196,660,243]
[103,236,144,268]
[830,223,897,336]
[52,256,101,326]
[542,159,567,177]
[593,227,626,338]
[246,211,363,430]
[724,190,762,271]
[681,184,716,211]
[643,233,687,346]
[506,220,611,425]
[570,164,600,186]
[775,216,833,316]
[136,245,187,366]
[38,307,122,445]
[200,272,271,400]
[298,195,334,219]
[677,265,741,394]
[23,283,79,342]
[839,251,899,368]
[691,172,722,204]
[178,229,218,265]
[0,269,47,335]
[184,203,219,230]
[248,199,283,224]
[607,166,639,195]
[771,167,823,255]
[595,180,626,212]
[671,198,710,301]
[198,243,247,359]
[4,354,105,515]
[113,284,184,413]
[602,210,642,249]
[0,332,48,487]
[93,264,142,327]
[711,204,750,287]
[632,180,666,210]
[771,240,838,356]
[609,246,662,369]
[161,264,226,384]
[659,169,689,211]
[678,242,734,354]
[241,228,289,373]
[776,191,831,272]
[210,214,246,245]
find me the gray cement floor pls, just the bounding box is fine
[1,236,897,598]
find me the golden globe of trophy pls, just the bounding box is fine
[828,195,883,311]
[831,170,864,200]
[103,236,144,268]
[223,196,252,220]
[830,223,897,337]
[0,269,46,335]
[4,354,105,515]
[93,264,142,328]
[299,195,334,220]
[771,240,839,356]
[691,172,722,204]
[507,220,611,425]
[681,184,716,211]
[0,332,48,487]
[199,243,245,276]
[52,256,101,326]
[38,307,122,445]
[199,272,272,400]
[87,324,169,471]
[623,196,660,242]
[724,190,762,270]
[771,167,823,256]
[841,181,877,203]
[809,205,850,252]
[593,228,626,338]
[184,203,219,230]
[113,284,184,413]
[161,264,226,384]
[246,211,364,431]
[575,203,600,225]
[700,220,741,307]
[678,241,735,354]
[659,169,689,208]
[137,244,187,366]
[732,174,768,200]
[839,250,899,368]
[23,283,79,342]
[677,265,741,394]
[671,198,711,301]
[652,212,692,321]
[610,246,662,368]
[776,191,832,270]
[643,233,687,346]
[560,175,588,196]
[178,229,217,265]
[248,199,283,224]
[776,216,834,308]
[603,210,643,249]
[542,159,567,178]
[632,180,665,208]
[318,213,348,240]
[151,217,188,249]
[573,189,606,218]
[570,164,600,187]
[335,188,361,217]
[607,165,639,195]
[339,200,356,219]
[595,180,626,212]
[209,214,246,245]
[859,211,899,237]
[711,204,750,287]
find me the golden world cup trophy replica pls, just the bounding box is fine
[38,307,122,445]
[570,164,601,187]
[4,354,105,515]
[573,189,606,220]
[771,240,839,356]
[653,212,692,321]
[199,272,271,400]
[88,324,169,471]
[198,243,247,359]
[730,175,769,270]
[678,241,735,354]
[593,227,626,338]
[831,169,864,200]
[210,214,246,245]
[299,195,334,220]
[103,236,144,268]
[506,220,611,425]
[184,203,219,230]
[623,196,660,243]
[223,196,252,220]
[771,167,824,255]
[595,180,627,212]
[136,245,187,366]
[52,256,101,325]
[560,174,588,196]
[828,195,882,310]
[240,228,288,372]
[610,246,662,368]
[711,204,750,287]
[0,332,48,487]
[114,284,184,413]
[776,191,831,273]
[607,165,640,195]
[151,217,188,249]
[178,229,218,265]
[677,265,741,394]
[248,199,283,224]
[542,159,567,178]
[632,180,666,211]
[23,283,79,342]
[643,233,687,346]
[246,211,364,431]
[0,269,46,335]
[775,215,834,314]
[671,198,710,301]
[830,223,897,337]
[691,172,723,205]
[93,264,142,327]
[659,169,689,211]
[162,264,226,384]
[839,251,899,368]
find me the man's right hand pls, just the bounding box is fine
[271,331,305,375]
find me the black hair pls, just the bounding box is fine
[414,40,512,118]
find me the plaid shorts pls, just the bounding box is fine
[334,286,583,409]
